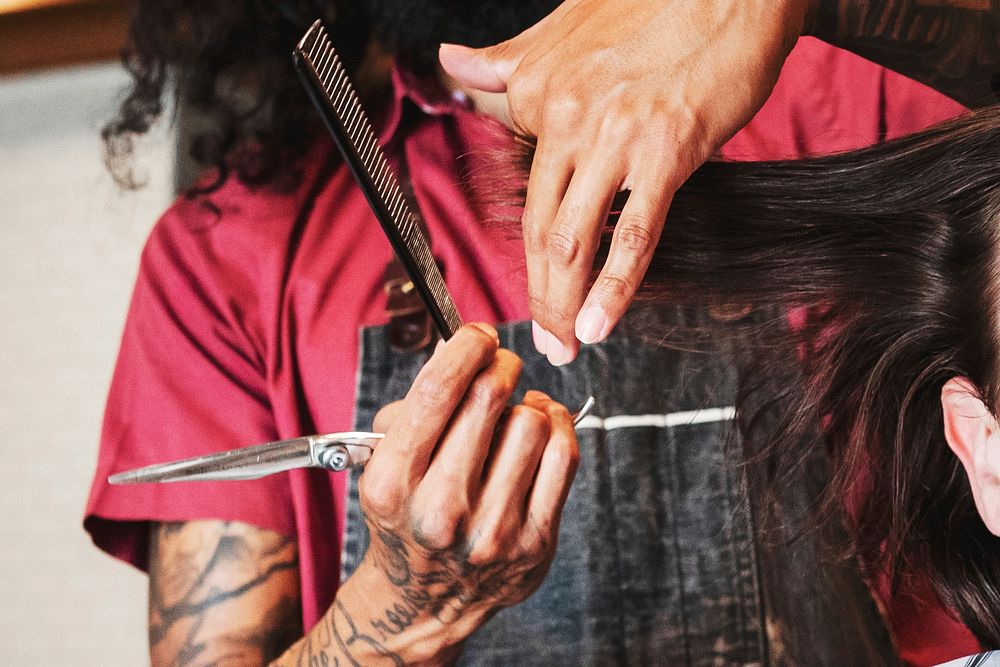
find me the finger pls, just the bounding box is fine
[420,349,523,499]
[437,3,562,93]
[525,392,579,537]
[536,153,619,365]
[523,134,573,355]
[477,403,551,525]
[376,323,500,480]
[372,401,404,433]
[439,43,518,93]
[576,175,671,344]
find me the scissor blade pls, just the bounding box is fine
[108,437,314,484]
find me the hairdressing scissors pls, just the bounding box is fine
[108,396,595,484]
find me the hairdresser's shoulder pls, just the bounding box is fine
[142,148,337,279]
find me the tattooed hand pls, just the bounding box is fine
[274,323,580,666]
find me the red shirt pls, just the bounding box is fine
[85,38,971,663]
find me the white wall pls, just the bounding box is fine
[0,62,173,666]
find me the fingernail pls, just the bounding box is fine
[532,320,547,355]
[575,305,609,345]
[546,331,572,366]
[439,43,470,55]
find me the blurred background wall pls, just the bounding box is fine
[1,1,171,663]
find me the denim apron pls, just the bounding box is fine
[342,319,897,665]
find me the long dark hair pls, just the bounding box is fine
[511,107,1000,646]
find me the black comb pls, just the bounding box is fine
[292,20,463,338]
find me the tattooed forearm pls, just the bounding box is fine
[811,0,1000,107]
[149,520,302,666]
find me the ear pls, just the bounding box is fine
[941,377,1000,535]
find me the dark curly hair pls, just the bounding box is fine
[103,0,561,193]
[102,1,370,193]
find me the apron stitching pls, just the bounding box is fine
[602,433,633,665]
[664,425,694,665]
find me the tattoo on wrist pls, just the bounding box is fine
[284,525,548,666]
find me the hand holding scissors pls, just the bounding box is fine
[109,325,593,485]
[261,324,582,664]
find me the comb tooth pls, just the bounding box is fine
[387,192,404,220]
[297,19,323,59]
[320,49,340,92]
[311,27,328,62]
[325,52,343,89]
[328,58,345,87]
[358,134,376,168]
[340,91,359,126]
[347,97,366,136]
[325,71,344,107]
[343,108,364,145]
[303,38,327,81]
[312,49,332,89]
[330,71,351,112]
[329,57,348,94]
[351,111,373,150]
[316,43,334,77]
[369,160,387,191]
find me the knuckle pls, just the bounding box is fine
[495,349,524,377]
[554,434,581,472]
[547,227,583,268]
[460,323,498,348]
[510,404,549,439]
[599,104,637,140]
[469,374,513,412]
[519,530,550,561]
[411,505,463,551]
[521,217,547,255]
[359,473,402,518]
[466,534,504,566]
[506,71,540,127]
[411,373,453,410]
[528,294,577,325]
[615,223,655,256]
[544,92,583,121]
[596,273,633,300]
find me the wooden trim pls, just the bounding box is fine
[0,0,131,75]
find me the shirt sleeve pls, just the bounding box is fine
[83,200,294,571]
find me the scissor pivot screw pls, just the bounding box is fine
[317,445,351,471]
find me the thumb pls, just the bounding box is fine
[439,41,522,93]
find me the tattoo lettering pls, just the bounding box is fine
[149,521,302,666]
[367,526,546,632]
[813,0,1000,107]
[275,522,549,667]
